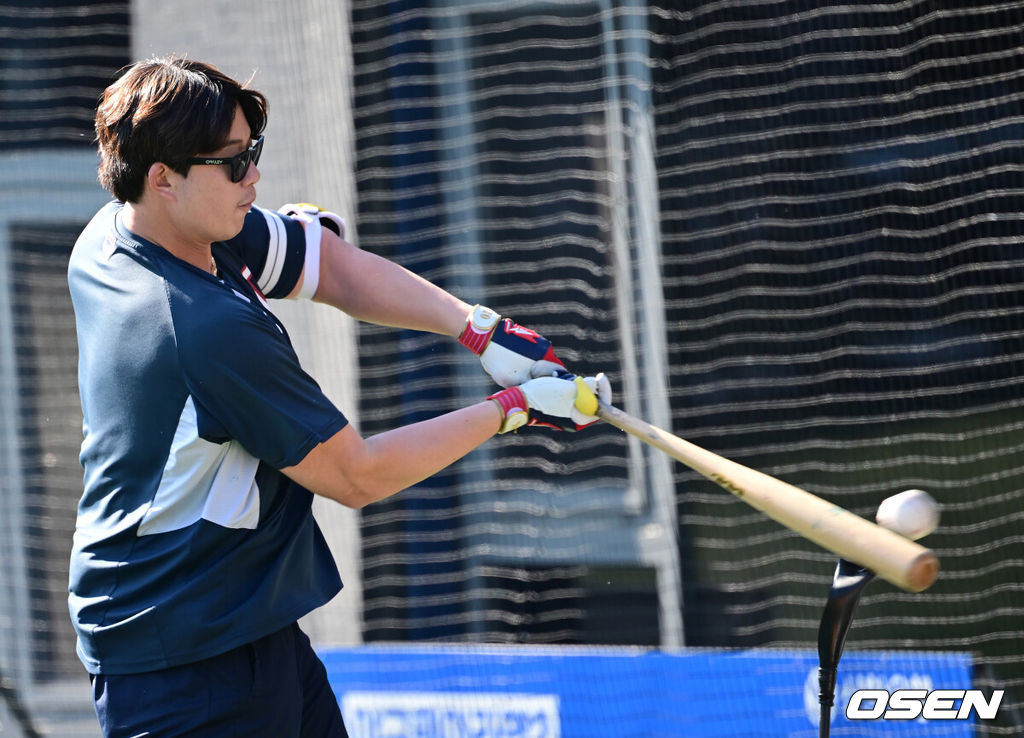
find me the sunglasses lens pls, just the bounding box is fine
[231,138,263,182]
[231,155,248,182]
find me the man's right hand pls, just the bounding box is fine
[489,372,611,433]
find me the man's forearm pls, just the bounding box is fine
[283,400,503,508]
[313,230,470,336]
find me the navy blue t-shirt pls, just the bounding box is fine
[67,201,348,675]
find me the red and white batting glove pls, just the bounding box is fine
[458,304,566,387]
[489,372,611,433]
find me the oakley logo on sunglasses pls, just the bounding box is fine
[186,135,264,183]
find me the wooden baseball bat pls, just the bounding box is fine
[595,400,939,593]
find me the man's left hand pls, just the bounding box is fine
[458,305,565,387]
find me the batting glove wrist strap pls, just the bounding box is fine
[458,304,501,355]
[489,387,529,434]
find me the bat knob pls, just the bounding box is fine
[573,376,598,415]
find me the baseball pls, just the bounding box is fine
[875,489,940,540]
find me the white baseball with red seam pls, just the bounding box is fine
[875,489,940,540]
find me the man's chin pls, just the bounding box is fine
[222,213,249,240]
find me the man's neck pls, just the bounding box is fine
[122,201,216,275]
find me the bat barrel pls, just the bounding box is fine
[596,402,940,593]
[904,550,940,593]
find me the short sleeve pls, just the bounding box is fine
[177,300,348,469]
[222,207,308,299]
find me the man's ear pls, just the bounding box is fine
[146,162,180,201]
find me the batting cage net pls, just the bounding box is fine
[1,0,1022,736]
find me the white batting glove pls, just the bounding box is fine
[489,372,612,433]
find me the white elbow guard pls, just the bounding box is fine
[278,202,347,300]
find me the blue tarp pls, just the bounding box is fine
[321,645,974,737]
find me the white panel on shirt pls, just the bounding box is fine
[138,396,261,536]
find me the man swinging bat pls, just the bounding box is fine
[68,56,609,738]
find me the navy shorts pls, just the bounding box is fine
[91,623,348,737]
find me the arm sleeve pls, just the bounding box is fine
[223,206,310,299]
[180,304,349,469]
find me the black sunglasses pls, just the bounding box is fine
[186,135,264,183]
